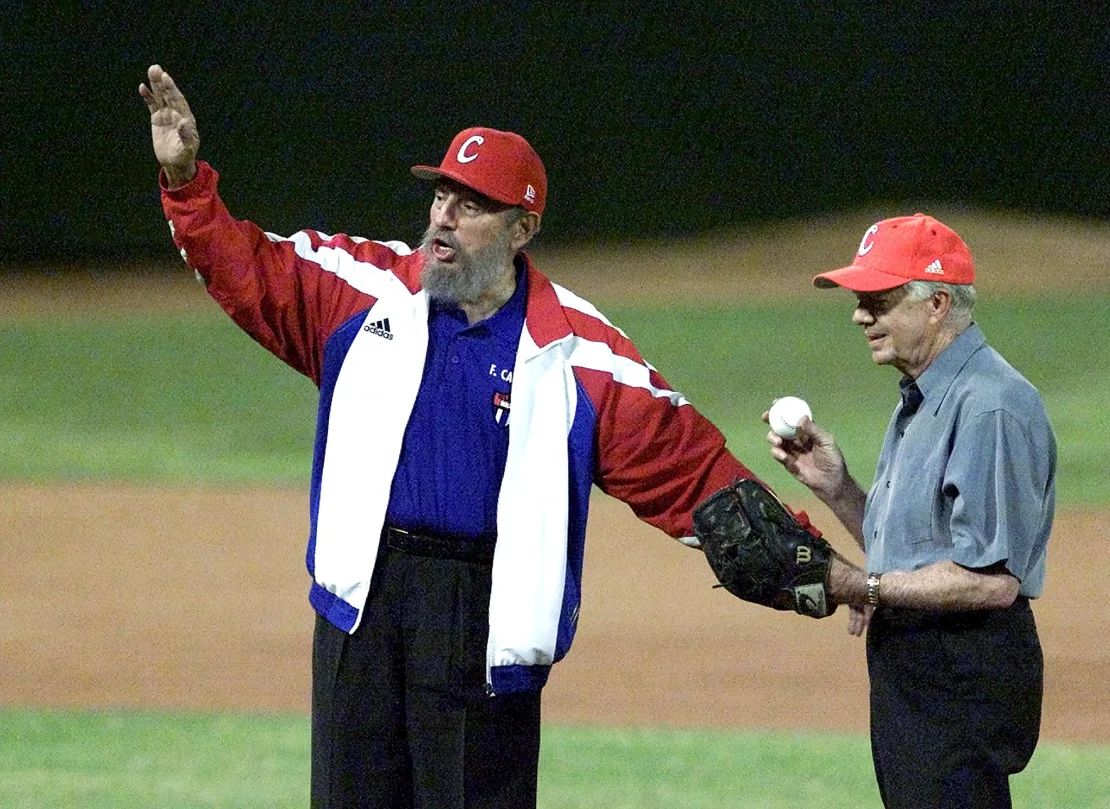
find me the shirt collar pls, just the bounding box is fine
[911,323,986,412]
[898,376,924,415]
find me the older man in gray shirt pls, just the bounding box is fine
[769,213,1055,809]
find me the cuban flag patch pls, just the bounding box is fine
[492,391,511,426]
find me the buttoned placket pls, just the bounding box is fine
[871,380,925,547]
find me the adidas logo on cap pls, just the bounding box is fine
[924,259,944,275]
[363,318,394,340]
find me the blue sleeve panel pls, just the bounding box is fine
[555,372,599,662]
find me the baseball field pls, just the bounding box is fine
[1,209,1107,807]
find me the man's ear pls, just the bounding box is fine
[929,287,953,322]
[510,212,542,252]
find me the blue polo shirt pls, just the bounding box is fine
[384,266,527,539]
[862,324,1056,597]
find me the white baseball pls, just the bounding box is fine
[768,396,812,439]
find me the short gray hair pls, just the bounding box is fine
[905,280,976,327]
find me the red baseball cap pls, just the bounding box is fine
[411,127,547,215]
[813,213,975,291]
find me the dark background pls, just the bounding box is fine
[2,2,1106,265]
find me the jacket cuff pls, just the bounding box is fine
[159,160,215,198]
[489,663,550,695]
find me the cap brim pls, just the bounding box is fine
[812,265,909,292]
[411,164,449,182]
[410,164,517,207]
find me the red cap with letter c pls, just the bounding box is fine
[411,127,547,215]
[813,213,975,291]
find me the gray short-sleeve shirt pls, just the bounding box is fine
[862,324,1056,597]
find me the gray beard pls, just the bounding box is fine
[419,225,513,305]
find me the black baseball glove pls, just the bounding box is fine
[693,478,837,618]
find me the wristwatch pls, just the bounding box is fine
[865,572,882,607]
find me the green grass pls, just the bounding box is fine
[0,709,308,809]
[1,296,1106,503]
[608,296,1109,505]
[0,709,1105,808]
[0,316,317,483]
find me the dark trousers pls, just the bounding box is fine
[311,542,541,809]
[866,598,1043,809]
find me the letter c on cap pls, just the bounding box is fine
[456,135,484,164]
[858,224,879,256]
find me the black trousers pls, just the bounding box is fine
[866,598,1043,809]
[311,541,541,809]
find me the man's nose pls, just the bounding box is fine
[852,306,873,326]
[431,199,458,229]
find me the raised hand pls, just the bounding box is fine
[138,64,199,188]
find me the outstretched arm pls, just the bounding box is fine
[138,64,199,188]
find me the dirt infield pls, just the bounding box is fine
[0,485,1105,743]
[2,216,1108,744]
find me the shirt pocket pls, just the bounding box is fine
[891,467,947,547]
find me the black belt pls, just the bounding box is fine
[877,596,1030,630]
[381,526,497,565]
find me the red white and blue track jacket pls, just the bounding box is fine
[161,160,791,694]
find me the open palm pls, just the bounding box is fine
[139,65,199,183]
